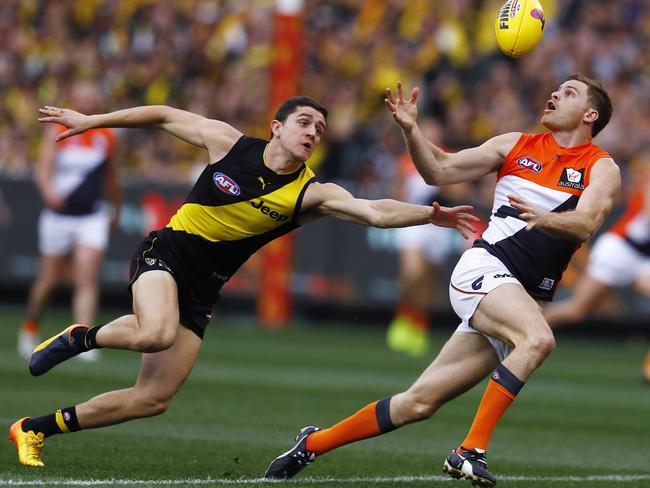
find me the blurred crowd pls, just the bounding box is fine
[1,0,649,200]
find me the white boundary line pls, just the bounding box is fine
[1,475,650,485]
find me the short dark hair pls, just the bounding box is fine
[273,96,328,123]
[566,73,612,137]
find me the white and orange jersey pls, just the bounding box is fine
[52,127,117,215]
[474,132,610,300]
[610,176,650,255]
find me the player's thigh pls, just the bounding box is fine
[471,283,548,348]
[134,326,201,402]
[35,253,68,285]
[72,244,104,285]
[132,270,180,332]
[405,331,499,404]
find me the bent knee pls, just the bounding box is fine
[527,330,556,359]
[133,332,176,352]
[133,394,172,417]
[394,393,439,424]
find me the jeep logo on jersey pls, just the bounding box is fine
[557,167,585,190]
[517,157,542,173]
[251,199,289,222]
[213,172,241,195]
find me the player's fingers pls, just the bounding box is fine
[55,129,79,141]
[459,212,481,222]
[384,98,396,111]
[449,205,474,213]
[396,81,404,101]
[456,224,471,239]
[385,88,395,104]
[410,86,420,103]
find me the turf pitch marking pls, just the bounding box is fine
[2,475,650,485]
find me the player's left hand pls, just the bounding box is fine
[508,194,547,231]
[38,106,92,141]
[429,202,479,239]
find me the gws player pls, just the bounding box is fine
[265,75,618,488]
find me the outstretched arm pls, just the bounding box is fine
[508,158,621,242]
[300,182,478,238]
[38,105,242,162]
[384,82,519,185]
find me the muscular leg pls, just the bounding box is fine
[544,275,612,329]
[450,283,554,457]
[471,284,555,381]
[95,270,181,352]
[390,332,499,424]
[77,326,201,428]
[13,326,200,468]
[302,332,498,455]
[71,244,104,325]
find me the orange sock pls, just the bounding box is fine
[461,364,524,451]
[643,349,650,381]
[306,397,395,455]
[21,319,39,334]
[398,304,429,331]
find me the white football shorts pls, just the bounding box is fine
[38,208,110,255]
[395,224,459,264]
[449,247,522,362]
[587,232,650,287]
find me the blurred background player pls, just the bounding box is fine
[387,118,465,357]
[18,80,120,360]
[544,165,650,382]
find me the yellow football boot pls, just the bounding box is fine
[9,417,45,467]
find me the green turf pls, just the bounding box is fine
[1,304,649,487]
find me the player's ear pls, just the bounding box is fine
[584,108,599,125]
[270,119,282,139]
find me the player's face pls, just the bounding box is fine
[541,81,594,133]
[276,107,326,161]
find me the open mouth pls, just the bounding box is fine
[545,100,556,111]
[302,142,312,151]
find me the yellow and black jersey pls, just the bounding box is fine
[154,135,315,283]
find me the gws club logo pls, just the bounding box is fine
[213,172,241,195]
[517,157,542,173]
[558,167,585,190]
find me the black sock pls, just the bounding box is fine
[375,396,396,433]
[84,324,105,350]
[22,406,81,437]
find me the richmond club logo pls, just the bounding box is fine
[213,172,241,195]
[517,157,542,173]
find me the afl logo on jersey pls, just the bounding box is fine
[213,172,241,196]
[517,157,542,173]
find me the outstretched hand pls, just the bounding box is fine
[38,106,92,141]
[384,81,419,132]
[508,194,547,231]
[429,202,480,239]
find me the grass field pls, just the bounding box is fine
[1,304,649,487]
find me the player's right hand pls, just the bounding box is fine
[384,81,419,132]
[38,106,91,141]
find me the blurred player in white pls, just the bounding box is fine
[387,118,462,357]
[545,168,650,382]
[18,80,120,361]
